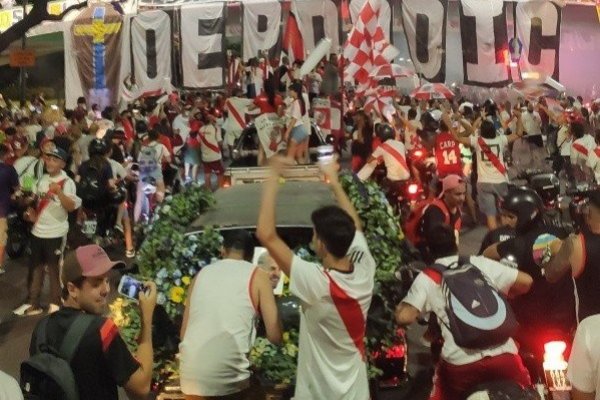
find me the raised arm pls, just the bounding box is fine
[320,160,363,231]
[256,156,295,277]
[506,111,525,144]
[543,235,579,283]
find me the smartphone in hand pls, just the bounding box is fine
[117,275,145,302]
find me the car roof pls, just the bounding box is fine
[186,181,336,233]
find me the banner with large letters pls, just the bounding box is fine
[459,0,511,87]
[242,0,282,62]
[293,0,340,56]
[119,10,172,101]
[180,3,226,89]
[514,0,562,81]
[400,0,448,83]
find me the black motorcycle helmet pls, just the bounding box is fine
[376,123,395,142]
[89,138,109,157]
[135,120,148,136]
[501,187,544,234]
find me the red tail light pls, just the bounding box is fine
[413,150,423,158]
[408,183,419,195]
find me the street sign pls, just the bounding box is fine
[9,49,35,67]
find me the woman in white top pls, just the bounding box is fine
[284,81,309,164]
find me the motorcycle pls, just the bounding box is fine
[511,169,564,229]
[566,182,597,233]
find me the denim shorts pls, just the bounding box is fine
[477,181,508,217]
[290,125,309,143]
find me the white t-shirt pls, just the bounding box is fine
[76,134,94,162]
[0,371,23,400]
[521,110,542,136]
[289,99,304,128]
[371,139,410,181]
[172,114,190,144]
[500,110,517,134]
[571,134,596,167]
[568,315,600,399]
[587,146,600,184]
[199,124,222,163]
[33,171,81,239]
[25,124,42,145]
[290,230,376,400]
[13,155,42,191]
[179,259,258,396]
[402,255,519,366]
[470,134,509,184]
[557,125,572,157]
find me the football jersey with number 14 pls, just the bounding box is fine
[435,131,463,178]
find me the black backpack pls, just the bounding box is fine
[77,164,104,203]
[20,314,95,400]
[429,257,518,350]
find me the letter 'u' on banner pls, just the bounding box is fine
[514,0,562,81]
[400,0,448,83]
[180,2,226,89]
[459,0,511,87]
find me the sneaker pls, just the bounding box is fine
[0,267,5,275]
[48,304,60,314]
[13,303,31,316]
[24,306,43,317]
[126,249,136,259]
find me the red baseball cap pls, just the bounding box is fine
[439,174,465,197]
[61,245,125,286]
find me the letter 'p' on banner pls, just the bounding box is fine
[400,0,448,83]
[514,0,562,81]
[180,3,226,89]
[459,0,511,87]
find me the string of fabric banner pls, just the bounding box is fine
[63,0,563,108]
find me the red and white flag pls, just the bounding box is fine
[283,10,304,63]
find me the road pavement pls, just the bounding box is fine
[0,222,489,399]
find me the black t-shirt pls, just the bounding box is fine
[478,226,516,255]
[420,203,460,240]
[30,308,139,400]
[0,163,18,218]
[497,224,575,329]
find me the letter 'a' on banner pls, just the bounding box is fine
[180,2,226,89]
[400,0,448,83]
[242,0,282,62]
[514,0,562,81]
[459,0,512,87]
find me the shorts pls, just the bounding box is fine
[203,160,225,175]
[141,167,163,183]
[476,181,508,217]
[184,147,201,165]
[180,377,250,399]
[0,217,6,246]
[290,125,308,143]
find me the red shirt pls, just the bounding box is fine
[253,94,283,114]
[434,131,463,178]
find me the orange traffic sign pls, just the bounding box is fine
[9,49,35,68]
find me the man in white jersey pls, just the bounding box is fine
[179,230,282,399]
[257,156,376,400]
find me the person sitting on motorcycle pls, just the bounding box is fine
[357,124,409,202]
[543,189,600,324]
[76,138,116,235]
[483,188,576,366]
[409,175,466,264]
[396,224,533,400]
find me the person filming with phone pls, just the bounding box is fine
[27,244,157,400]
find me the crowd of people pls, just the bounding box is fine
[0,52,598,400]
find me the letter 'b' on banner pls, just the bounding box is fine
[514,0,561,81]
[243,0,282,62]
[400,0,448,83]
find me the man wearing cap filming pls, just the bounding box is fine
[21,145,81,316]
[29,245,158,400]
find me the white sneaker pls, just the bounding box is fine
[48,304,60,314]
[13,303,31,316]
[126,249,136,258]
[0,268,5,275]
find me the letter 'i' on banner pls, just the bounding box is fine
[180,3,226,89]
[459,0,511,87]
[514,0,561,81]
[400,0,448,83]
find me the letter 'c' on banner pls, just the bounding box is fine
[400,0,448,83]
[459,0,511,87]
[514,0,561,81]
